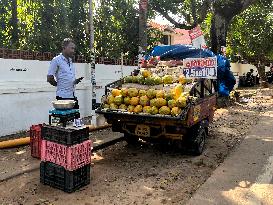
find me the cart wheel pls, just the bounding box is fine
[124,133,139,145]
[189,124,207,155]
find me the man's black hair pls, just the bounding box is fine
[62,38,74,48]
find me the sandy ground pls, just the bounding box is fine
[0,90,272,205]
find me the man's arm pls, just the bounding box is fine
[47,75,57,86]
[47,58,58,87]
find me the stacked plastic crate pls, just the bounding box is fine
[40,124,92,193]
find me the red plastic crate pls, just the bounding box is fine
[30,124,42,158]
[41,139,92,171]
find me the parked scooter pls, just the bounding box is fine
[239,69,255,87]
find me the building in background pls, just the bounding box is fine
[148,21,192,46]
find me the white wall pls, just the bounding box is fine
[0,90,92,137]
[94,64,136,103]
[229,63,271,89]
[230,63,270,76]
[0,58,136,137]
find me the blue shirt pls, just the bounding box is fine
[48,54,76,98]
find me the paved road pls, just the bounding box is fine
[187,109,273,205]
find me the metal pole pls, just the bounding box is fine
[89,0,94,53]
[89,0,96,107]
[121,53,124,79]
[89,0,98,126]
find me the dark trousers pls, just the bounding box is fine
[56,95,79,109]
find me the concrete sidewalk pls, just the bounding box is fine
[187,109,273,205]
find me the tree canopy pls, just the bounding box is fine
[0,0,163,60]
[0,0,272,63]
[149,0,260,53]
[227,0,273,64]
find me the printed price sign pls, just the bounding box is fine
[183,57,217,79]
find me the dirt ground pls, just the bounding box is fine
[0,89,272,205]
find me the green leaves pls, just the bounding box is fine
[94,0,159,59]
[0,0,161,59]
[1,0,271,62]
[227,1,273,63]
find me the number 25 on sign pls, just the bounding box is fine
[183,57,217,79]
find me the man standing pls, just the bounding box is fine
[47,38,83,109]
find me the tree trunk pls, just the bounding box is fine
[210,12,230,54]
[256,61,269,88]
[210,0,257,54]
[139,0,148,54]
[11,0,19,48]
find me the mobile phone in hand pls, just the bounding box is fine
[75,77,84,85]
